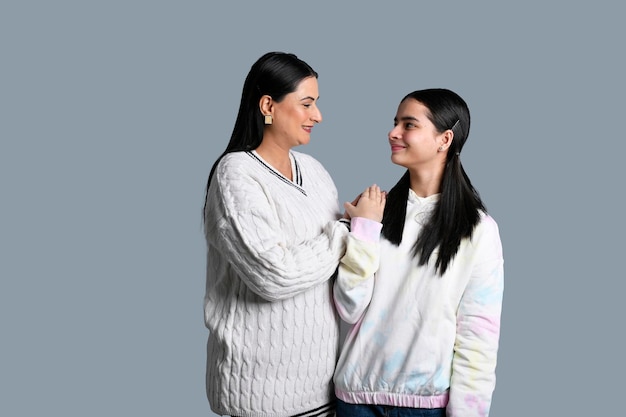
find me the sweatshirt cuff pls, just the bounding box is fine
[350,217,383,243]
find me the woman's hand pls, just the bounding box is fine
[343,184,386,222]
[342,194,361,219]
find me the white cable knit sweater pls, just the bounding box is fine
[204,150,349,417]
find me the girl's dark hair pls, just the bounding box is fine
[203,52,318,216]
[381,88,486,275]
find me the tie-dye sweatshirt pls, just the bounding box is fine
[333,191,504,417]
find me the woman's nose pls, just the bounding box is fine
[312,107,322,124]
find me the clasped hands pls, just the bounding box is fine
[343,184,387,223]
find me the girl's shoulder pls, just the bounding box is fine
[478,211,500,231]
[472,211,503,256]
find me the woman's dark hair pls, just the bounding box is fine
[203,52,318,216]
[381,88,486,275]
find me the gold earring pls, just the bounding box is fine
[264,115,273,125]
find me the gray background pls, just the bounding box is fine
[2,1,623,416]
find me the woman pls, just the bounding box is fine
[203,52,351,417]
[334,88,504,417]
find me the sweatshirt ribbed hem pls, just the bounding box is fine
[336,389,449,409]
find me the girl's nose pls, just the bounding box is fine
[388,126,400,140]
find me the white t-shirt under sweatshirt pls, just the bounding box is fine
[334,190,504,417]
[204,150,349,417]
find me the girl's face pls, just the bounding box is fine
[388,99,447,170]
[270,76,322,147]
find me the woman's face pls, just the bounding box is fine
[270,76,322,147]
[388,99,446,170]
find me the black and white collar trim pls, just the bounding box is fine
[247,151,306,195]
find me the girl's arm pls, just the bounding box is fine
[333,185,386,323]
[449,216,504,417]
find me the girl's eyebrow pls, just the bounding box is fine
[394,116,419,123]
[299,96,318,101]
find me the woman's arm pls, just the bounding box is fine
[205,158,349,301]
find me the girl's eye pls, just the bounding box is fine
[303,104,312,108]
[405,123,415,128]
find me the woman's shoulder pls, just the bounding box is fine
[216,151,258,174]
[291,150,321,164]
[291,150,330,172]
[211,152,259,190]
[219,150,252,165]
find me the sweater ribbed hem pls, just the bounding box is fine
[211,401,335,417]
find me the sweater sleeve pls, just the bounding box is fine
[333,217,382,324]
[448,216,504,417]
[205,156,349,302]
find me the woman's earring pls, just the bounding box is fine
[264,115,273,125]
[438,146,444,152]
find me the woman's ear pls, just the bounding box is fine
[259,95,273,117]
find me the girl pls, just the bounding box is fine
[334,88,504,417]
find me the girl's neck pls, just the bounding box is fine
[408,168,443,198]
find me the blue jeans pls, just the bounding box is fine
[336,399,445,417]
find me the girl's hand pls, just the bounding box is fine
[343,184,386,222]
